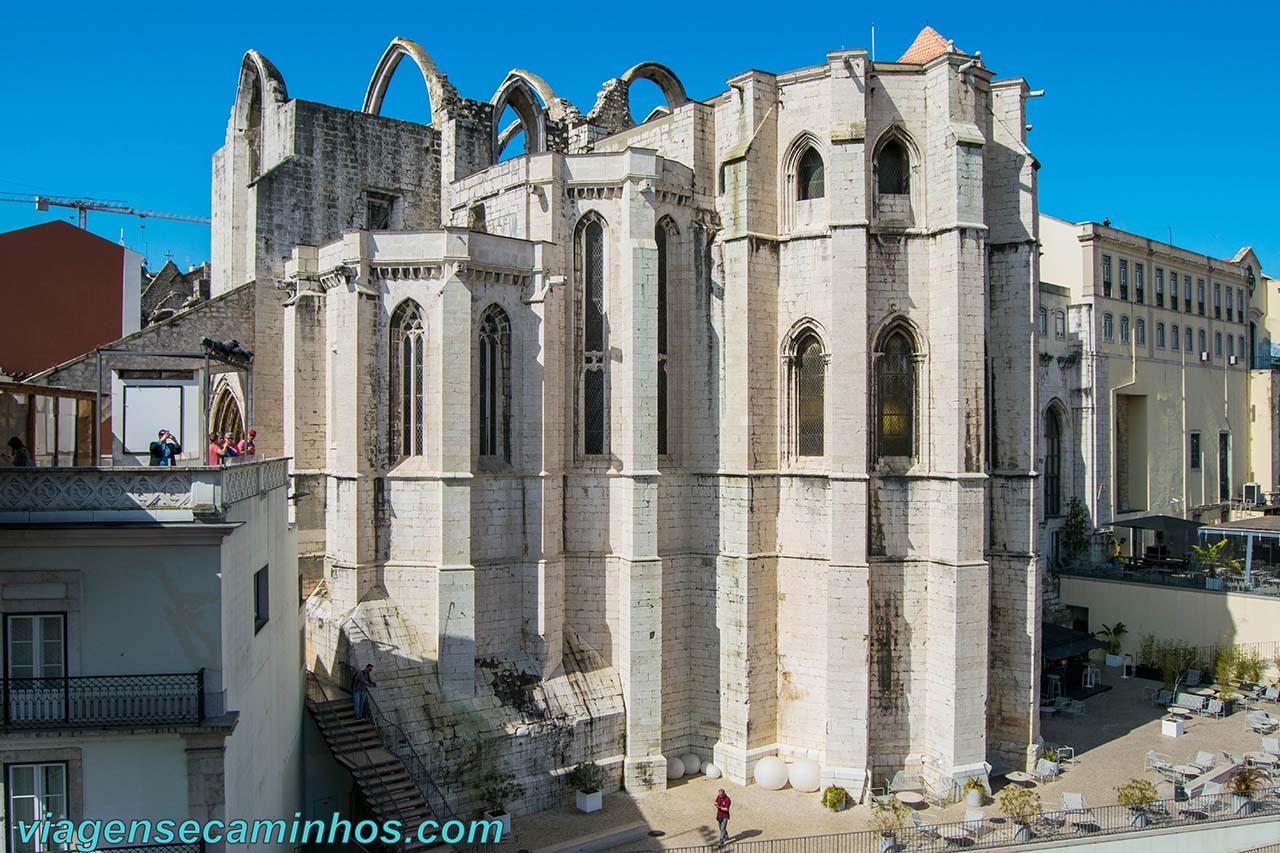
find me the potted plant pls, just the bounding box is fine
[1114,778,1158,828]
[1095,622,1128,667]
[962,776,987,807]
[999,786,1041,844]
[821,784,850,812]
[477,771,524,837]
[1191,538,1240,590]
[869,797,908,853]
[567,761,607,814]
[1225,765,1267,815]
[1135,634,1162,681]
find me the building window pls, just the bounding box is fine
[1214,282,1222,318]
[1038,307,1048,336]
[1190,431,1201,470]
[478,305,512,460]
[1215,332,1222,357]
[1155,268,1164,307]
[1239,335,1246,362]
[5,614,65,684]
[1054,311,1066,339]
[796,146,825,200]
[1102,255,1113,298]
[1199,328,1207,354]
[874,328,917,459]
[877,138,910,195]
[1156,322,1165,348]
[1120,315,1130,343]
[1226,286,1234,321]
[254,565,269,633]
[1171,324,1179,351]
[1198,279,1206,315]
[1103,313,1114,341]
[1045,407,1063,517]
[1228,335,1235,358]
[1219,432,1231,501]
[7,763,68,853]
[1135,263,1145,304]
[367,193,396,230]
[1237,289,1245,320]
[1184,275,1192,312]
[792,331,825,457]
[1119,259,1129,300]
[578,216,608,456]
[389,300,425,461]
[656,222,673,455]
[1185,327,1192,351]
[1135,318,1145,345]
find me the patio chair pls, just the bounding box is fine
[1036,805,1067,830]
[1201,698,1225,718]
[1263,737,1280,757]
[1034,757,1060,783]
[1146,751,1175,775]
[1152,688,1173,707]
[1065,698,1086,717]
[1181,781,1225,820]
[1061,793,1097,830]
[963,808,991,840]
[1265,684,1280,703]
[1248,712,1279,734]
[910,811,940,840]
[1223,750,1244,767]
[887,770,925,793]
[868,786,892,807]
[1174,692,1204,712]
[1056,746,1076,764]
[1192,751,1216,774]
[1185,669,1202,688]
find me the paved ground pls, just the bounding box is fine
[493,676,1277,851]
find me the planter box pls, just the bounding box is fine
[1105,653,1123,668]
[482,811,511,838]
[1161,718,1184,738]
[1134,665,1163,682]
[576,789,602,813]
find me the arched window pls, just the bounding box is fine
[1135,317,1145,345]
[875,328,917,459]
[389,300,425,460]
[1103,313,1114,341]
[1185,327,1192,352]
[656,222,672,455]
[1054,311,1066,338]
[1045,407,1063,517]
[1156,322,1165,348]
[797,147,825,200]
[1038,307,1047,336]
[877,138,910,195]
[478,305,511,461]
[1171,324,1179,350]
[793,332,825,457]
[577,216,608,455]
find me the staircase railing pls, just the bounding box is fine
[339,617,490,851]
[306,671,423,845]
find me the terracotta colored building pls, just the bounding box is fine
[0,220,142,376]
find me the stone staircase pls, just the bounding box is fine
[306,684,446,853]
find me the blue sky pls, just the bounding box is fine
[2,1,1277,272]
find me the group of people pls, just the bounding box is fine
[207,429,255,466]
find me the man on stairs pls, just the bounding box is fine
[352,663,377,718]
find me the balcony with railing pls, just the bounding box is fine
[1,671,204,732]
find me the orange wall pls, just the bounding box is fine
[0,220,126,374]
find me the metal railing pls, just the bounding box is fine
[617,790,1280,853]
[338,618,495,853]
[1,671,203,730]
[1058,562,1280,597]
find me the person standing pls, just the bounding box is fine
[149,430,182,466]
[7,437,35,467]
[714,788,731,847]
[236,428,256,457]
[207,434,228,467]
[352,663,377,718]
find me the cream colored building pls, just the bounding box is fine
[1038,215,1267,565]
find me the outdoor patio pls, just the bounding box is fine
[491,676,1280,851]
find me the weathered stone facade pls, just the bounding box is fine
[212,29,1042,813]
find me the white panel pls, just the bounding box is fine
[122,386,182,454]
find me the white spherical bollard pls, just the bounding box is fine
[704,763,722,779]
[681,754,702,776]
[666,757,684,780]
[754,756,789,790]
[789,759,821,793]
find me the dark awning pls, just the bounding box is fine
[1042,623,1107,662]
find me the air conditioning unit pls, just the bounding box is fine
[1244,482,1263,506]
[1200,351,1210,361]
[1229,355,1239,365]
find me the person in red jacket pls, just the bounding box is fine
[714,789,731,846]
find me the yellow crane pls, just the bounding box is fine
[0,191,210,229]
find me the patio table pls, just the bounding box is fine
[895,791,925,806]
[1167,707,1193,718]
[1189,687,1216,697]
[1246,752,1278,767]
[1004,770,1036,787]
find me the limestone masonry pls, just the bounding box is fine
[206,26,1040,813]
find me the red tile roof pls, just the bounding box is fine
[897,26,963,64]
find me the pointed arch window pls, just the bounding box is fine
[877,138,910,195]
[577,216,608,456]
[797,147,825,200]
[875,328,917,459]
[792,332,825,457]
[390,300,425,460]
[656,222,672,455]
[478,305,511,461]
[1045,407,1063,517]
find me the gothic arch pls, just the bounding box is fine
[234,50,287,178]
[872,126,920,198]
[209,380,246,442]
[490,74,547,159]
[362,37,456,121]
[871,314,927,357]
[620,62,690,109]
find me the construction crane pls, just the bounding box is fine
[0,192,210,229]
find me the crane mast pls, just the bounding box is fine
[0,192,210,228]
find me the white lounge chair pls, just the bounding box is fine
[911,811,940,840]
[1263,737,1280,757]
[963,807,990,840]
[1248,712,1279,734]
[1146,751,1175,775]
[1061,793,1096,829]
[1201,698,1224,718]
[1192,751,1215,774]
[1182,781,1225,820]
